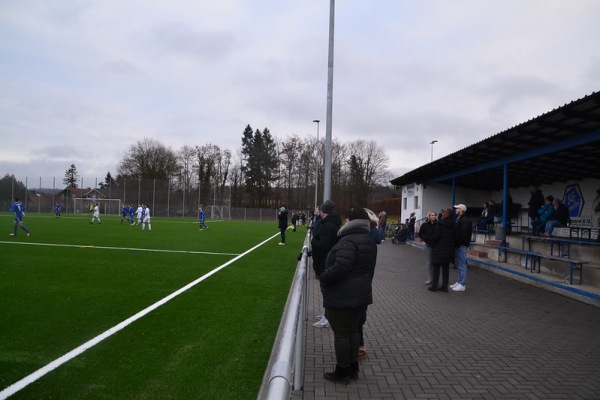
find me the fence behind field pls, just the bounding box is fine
[0,176,293,221]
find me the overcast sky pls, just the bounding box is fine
[1,1,599,185]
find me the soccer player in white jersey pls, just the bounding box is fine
[90,202,101,224]
[141,204,151,231]
[136,204,143,225]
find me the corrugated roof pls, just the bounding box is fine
[390,91,600,191]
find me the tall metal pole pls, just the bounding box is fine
[430,140,438,162]
[323,0,335,202]
[313,120,320,208]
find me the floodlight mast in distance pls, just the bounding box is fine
[430,140,438,162]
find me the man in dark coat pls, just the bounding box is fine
[452,204,472,292]
[319,207,375,383]
[311,201,342,277]
[528,185,545,231]
[277,207,288,245]
[428,208,455,292]
[418,211,438,285]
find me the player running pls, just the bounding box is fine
[90,202,101,224]
[9,197,31,237]
[136,204,144,225]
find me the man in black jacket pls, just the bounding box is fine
[311,200,342,329]
[452,204,472,292]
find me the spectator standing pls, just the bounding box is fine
[277,207,288,245]
[428,208,455,292]
[357,208,382,361]
[544,198,570,236]
[377,211,387,241]
[9,197,30,237]
[451,204,472,292]
[418,211,438,285]
[311,200,342,328]
[319,207,375,383]
[533,196,555,235]
[528,186,545,231]
[592,187,600,228]
[291,212,299,232]
[407,212,416,240]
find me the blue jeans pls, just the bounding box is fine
[545,220,563,235]
[379,226,386,241]
[456,246,468,285]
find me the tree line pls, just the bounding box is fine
[25,124,397,212]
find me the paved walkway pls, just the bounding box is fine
[294,242,600,399]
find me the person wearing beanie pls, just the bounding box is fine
[311,200,342,328]
[533,196,555,236]
[318,207,375,383]
[544,198,570,237]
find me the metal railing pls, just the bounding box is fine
[260,233,310,399]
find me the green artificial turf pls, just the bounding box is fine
[0,213,304,399]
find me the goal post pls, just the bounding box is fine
[73,198,122,216]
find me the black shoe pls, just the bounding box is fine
[438,286,448,292]
[350,362,359,380]
[428,286,438,292]
[324,366,351,384]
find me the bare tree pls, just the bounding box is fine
[118,138,179,179]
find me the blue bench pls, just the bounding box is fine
[498,245,588,284]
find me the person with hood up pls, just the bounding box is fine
[318,207,376,383]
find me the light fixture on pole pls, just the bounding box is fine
[430,140,438,162]
[313,120,320,209]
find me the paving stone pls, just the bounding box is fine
[292,242,600,399]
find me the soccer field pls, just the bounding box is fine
[0,213,303,399]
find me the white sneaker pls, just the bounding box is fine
[452,284,465,292]
[449,282,459,288]
[278,242,285,246]
[313,317,329,328]
[314,313,324,321]
[425,280,431,285]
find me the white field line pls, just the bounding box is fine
[0,241,239,256]
[0,232,281,400]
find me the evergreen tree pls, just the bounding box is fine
[241,125,278,207]
[63,164,79,188]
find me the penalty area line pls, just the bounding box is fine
[0,232,282,400]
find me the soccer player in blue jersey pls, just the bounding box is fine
[198,206,209,230]
[55,202,61,218]
[120,205,129,224]
[9,197,31,237]
[129,204,135,225]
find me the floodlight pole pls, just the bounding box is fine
[313,120,320,209]
[323,0,335,202]
[430,140,438,162]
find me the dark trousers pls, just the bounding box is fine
[431,262,450,288]
[357,305,368,346]
[325,307,360,367]
[280,227,286,243]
